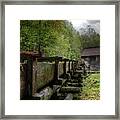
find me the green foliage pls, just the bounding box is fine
[20,20,100,59]
[80,73,100,100]
[20,20,82,60]
[80,25,100,49]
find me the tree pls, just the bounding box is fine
[20,20,82,60]
[79,25,100,49]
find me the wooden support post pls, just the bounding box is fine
[54,56,62,81]
[24,63,28,97]
[68,60,70,72]
[54,59,59,81]
[73,61,76,73]
[26,58,33,98]
[63,60,66,75]
[71,60,74,70]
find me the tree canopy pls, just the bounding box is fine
[20,20,82,60]
[20,20,100,60]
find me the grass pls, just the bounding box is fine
[37,73,100,100]
[79,73,100,100]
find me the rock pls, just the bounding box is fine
[64,93,73,100]
[33,86,53,100]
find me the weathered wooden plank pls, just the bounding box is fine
[68,79,79,83]
[67,82,79,87]
[20,62,27,99]
[60,87,80,93]
[54,59,59,81]
[37,56,62,62]
[60,58,69,62]
[26,58,33,97]
[20,51,40,62]
[63,60,66,75]
[68,61,71,72]
[75,70,84,73]
[89,71,100,74]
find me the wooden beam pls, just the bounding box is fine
[37,56,62,62]
[67,82,79,87]
[26,58,33,97]
[60,87,80,93]
[68,61,71,72]
[54,59,59,81]
[63,60,66,75]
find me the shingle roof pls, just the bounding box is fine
[81,47,100,57]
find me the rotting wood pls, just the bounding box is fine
[26,58,33,97]
[37,56,62,62]
[60,87,80,93]
[20,53,91,100]
[67,82,79,87]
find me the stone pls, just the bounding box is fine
[33,87,53,100]
[64,93,73,100]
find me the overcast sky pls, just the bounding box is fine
[69,20,100,34]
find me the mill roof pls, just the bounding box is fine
[81,47,100,57]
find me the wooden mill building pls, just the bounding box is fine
[81,47,100,71]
